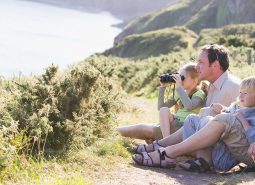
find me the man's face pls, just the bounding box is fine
[196,50,213,81]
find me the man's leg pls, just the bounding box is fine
[158,127,183,147]
[158,114,210,147]
[166,120,225,157]
[116,124,156,140]
[182,115,215,164]
[183,115,213,139]
[133,120,225,164]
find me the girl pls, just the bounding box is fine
[117,62,206,153]
[156,62,206,139]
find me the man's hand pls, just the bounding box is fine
[211,103,224,114]
[248,143,255,160]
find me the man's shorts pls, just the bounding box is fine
[153,117,182,140]
[182,114,213,140]
[212,113,255,168]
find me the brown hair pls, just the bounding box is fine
[201,44,229,71]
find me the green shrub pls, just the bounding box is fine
[0,63,124,156]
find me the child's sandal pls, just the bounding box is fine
[179,157,211,172]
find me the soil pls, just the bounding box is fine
[93,162,219,185]
[92,159,255,185]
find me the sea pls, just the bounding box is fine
[0,0,121,77]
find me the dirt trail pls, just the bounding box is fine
[92,97,255,185]
[93,162,219,185]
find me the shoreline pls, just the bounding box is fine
[22,0,126,28]
[22,0,124,18]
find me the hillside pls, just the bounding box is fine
[115,0,255,43]
[194,23,255,48]
[104,27,198,59]
[104,23,255,60]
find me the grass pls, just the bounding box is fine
[117,96,158,126]
[0,137,131,184]
[116,0,255,42]
[0,95,156,184]
[104,27,197,59]
[1,95,255,184]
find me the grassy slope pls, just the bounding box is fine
[195,23,255,47]
[115,0,255,43]
[104,27,198,59]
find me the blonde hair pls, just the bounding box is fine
[180,62,201,96]
[180,62,198,80]
[240,76,255,93]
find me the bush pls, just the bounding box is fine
[0,63,124,156]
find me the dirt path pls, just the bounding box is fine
[92,160,255,185]
[92,97,255,185]
[93,162,219,185]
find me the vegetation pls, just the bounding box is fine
[0,63,124,181]
[104,27,197,59]
[195,24,255,49]
[115,0,255,43]
[1,1,255,183]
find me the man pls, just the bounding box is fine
[135,44,240,155]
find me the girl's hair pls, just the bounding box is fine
[179,62,201,96]
[180,62,199,80]
[240,76,255,93]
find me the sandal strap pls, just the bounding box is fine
[133,149,175,168]
[183,160,201,170]
[135,140,163,154]
[158,148,176,168]
[141,152,154,166]
[194,157,211,172]
[135,144,146,154]
[179,158,211,172]
[132,152,154,166]
[152,140,162,151]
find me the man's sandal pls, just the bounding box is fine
[178,157,211,172]
[132,148,176,168]
[134,140,162,154]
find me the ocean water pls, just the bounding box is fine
[0,0,121,77]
